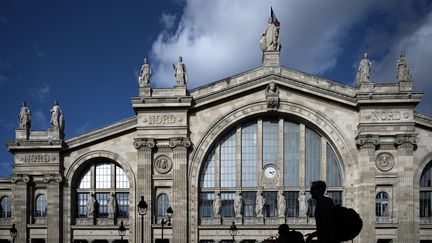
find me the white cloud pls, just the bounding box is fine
[35,84,50,102]
[160,13,177,30]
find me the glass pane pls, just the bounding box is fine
[35,195,47,217]
[77,193,89,218]
[375,192,389,217]
[285,191,299,217]
[199,192,214,218]
[327,191,342,206]
[79,168,91,189]
[421,191,432,218]
[326,144,342,187]
[242,122,257,187]
[221,192,235,217]
[200,149,215,188]
[157,194,169,217]
[306,192,316,217]
[0,196,11,218]
[96,164,111,189]
[116,166,129,189]
[96,193,109,217]
[263,119,279,166]
[305,128,321,186]
[284,122,300,187]
[263,191,277,217]
[421,163,432,187]
[116,193,129,217]
[242,192,256,217]
[221,132,236,188]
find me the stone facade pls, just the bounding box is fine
[0,47,432,243]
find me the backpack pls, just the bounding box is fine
[333,205,363,241]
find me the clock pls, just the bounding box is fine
[264,166,277,179]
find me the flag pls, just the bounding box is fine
[270,7,280,27]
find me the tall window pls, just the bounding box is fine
[157,193,170,217]
[35,194,47,217]
[263,119,279,166]
[242,122,258,187]
[220,132,236,188]
[0,196,11,218]
[76,161,130,218]
[420,162,432,218]
[376,192,389,217]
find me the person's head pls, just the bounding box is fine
[310,180,326,200]
[22,101,26,107]
[278,224,289,235]
[363,52,368,59]
[178,56,183,62]
[54,100,59,106]
[144,58,148,64]
[268,17,272,24]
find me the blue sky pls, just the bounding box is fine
[1,0,432,176]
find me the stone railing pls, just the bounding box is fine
[200,217,314,225]
[375,217,393,224]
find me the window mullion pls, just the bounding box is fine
[278,117,284,187]
[321,138,327,181]
[299,124,306,187]
[257,118,263,187]
[236,126,242,190]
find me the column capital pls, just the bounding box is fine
[355,135,380,150]
[133,137,156,150]
[43,173,63,184]
[10,174,30,184]
[395,134,417,150]
[169,137,191,149]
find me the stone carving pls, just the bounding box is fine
[255,190,266,217]
[107,193,117,218]
[298,190,308,218]
[155,156,172,174]
[376,153,395,172]
[355,135,380,149]
[234,191,243,217]
[266,82,280,110]
[50,100,65,132]
[87,192,98,217]
[260,17,281,51]
[173,56,188,86]
[10,174,30,184]
[169,137,191,149]
[133,138,156,149]
[277,190,286,217]
[396,51,412,82]
[356,53,372,85]
[395,134,417,149]
[18,101,31,130]
[213,193,222,217]
[43,174,62,183]
[139,58,152,86]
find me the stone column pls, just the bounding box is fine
[395,135,416,242]
[134,138,155,243]
[169,137,190,243]
[11,174,30,243]
[45,174,62,243]
[355,136,378,243]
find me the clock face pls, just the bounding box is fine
[264,166,277,178]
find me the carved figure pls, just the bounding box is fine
[356,53,372,85]
[18,101,31,130]
[213,193,222,217]
[50,100,65,132]
[260,17,281,51]
[277,190,286,217]
[139,58,151,86]
[173,56,188,86]
[87,193,97,217]
[266,82,280,110]
[396,51,412,82]
[298,190,308,218]
[234,191,243,217]
[107,193,117,217]
[255,190,266,217]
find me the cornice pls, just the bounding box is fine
[414,111,432,129]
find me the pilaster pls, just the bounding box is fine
[11,174,30,243]
[44,174,63,243]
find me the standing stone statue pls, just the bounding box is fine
[260,17,281,52]
[255,190,266,217]
[50,100,65,132]
[139,58,152,86]
[277,190,286,217]
[107,193,117,218]
[234,191,243,217]
[356,53,372,85]
[266,82,280,110]
[173,56,188,86]
[87,193,97,217]
[298,190,308,218]
[18,101,31,130]
[213,193,222,217]
[396,51,412,82]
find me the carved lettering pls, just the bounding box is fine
[369,111,402,121]
[146,114,177,125]
[23,154,51,163]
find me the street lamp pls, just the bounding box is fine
[230,221,238,243]
[118,220,126,242]
[9,224,17,243]
[161,206,173,241]
[138,196,148,243]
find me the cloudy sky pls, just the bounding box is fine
[0,0,431,176]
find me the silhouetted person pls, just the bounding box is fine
[306,181,339,243]
[277,224,305,243]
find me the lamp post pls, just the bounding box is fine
[230,221,238,243]
[137,196,148,243]
[161,206,173,241]
[118,220,126,242]
[9,224,17,243]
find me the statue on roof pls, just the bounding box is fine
[260,16,281,52]
[18,101,31,130]
[139,58,152,86]
[396,51,412,82]
[356,53,372,85]
[173,56,188,86]
[50,100,65,132]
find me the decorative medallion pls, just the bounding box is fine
[376,152,394,172]
[154,156,172,174]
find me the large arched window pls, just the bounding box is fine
[35,194,47,217]
[420,162,432,218]
[0,196,11,218]
[157,193,170,217]
[376,192,389,217]
[76,161,130,218]
[199,117,343,219]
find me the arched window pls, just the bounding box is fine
[157,193,170,217]
[198,117,343,220]
[376,192,389,217]
[420,162,432,218]
[0,196,11,218]
[35,194,47,217]
[76,161,130,218]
